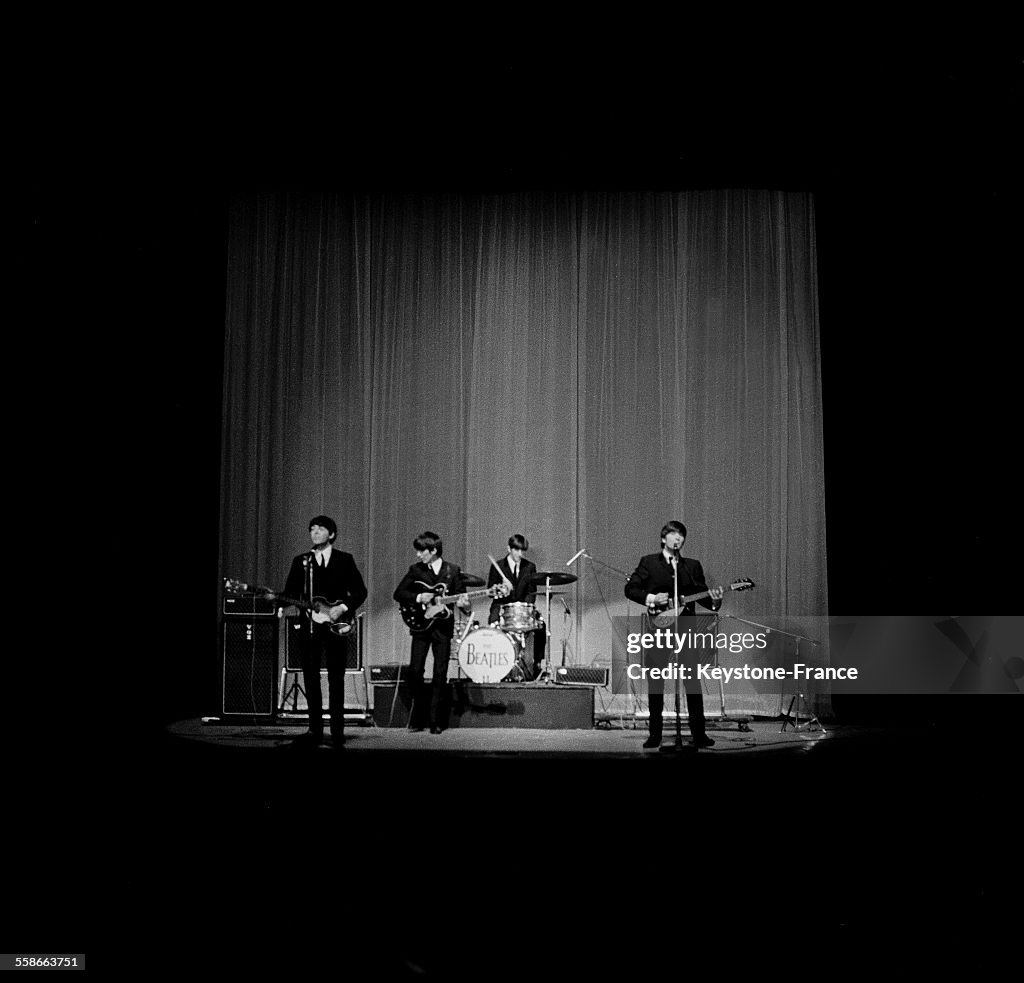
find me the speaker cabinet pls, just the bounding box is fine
[284,615,362,671]
[221,618,278,716]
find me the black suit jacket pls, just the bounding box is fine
[486,555,537,623]
[393,560,467,637]
[283,548,367,615]
[624,553,721,614]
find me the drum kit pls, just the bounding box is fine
[453,570,577,683]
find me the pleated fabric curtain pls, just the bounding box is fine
[220,190,828,716]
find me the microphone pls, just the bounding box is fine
[566,548,587,566]
[560,596,571,617]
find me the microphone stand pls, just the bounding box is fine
[660,555,685,753]
[718,615,825,734]
[575,552,632,581]
[570,551,637,719]
[304,555,314,638]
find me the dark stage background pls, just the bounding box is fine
[218,189,829,718]
[99,56,1016,728]
[23,44,1020,972]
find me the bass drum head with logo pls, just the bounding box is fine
[458,627,517,683]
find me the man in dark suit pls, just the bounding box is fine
[625,520,723,750]
[486,534,547,678]
[393,532,472,734]
[279,515,367,747]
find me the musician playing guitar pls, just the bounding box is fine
[393,531,473,734]
[278,515,367,747]
[624,520,724,751]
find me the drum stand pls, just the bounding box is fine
[533,577,556,683]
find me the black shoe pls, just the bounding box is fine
[642,735,662,749]
[660,741,697,753]
[329,732,345,747]
[291,730,324,747]
[429,726,443,735]
[692,734,715,748]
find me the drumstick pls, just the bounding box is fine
[487,553,513,589]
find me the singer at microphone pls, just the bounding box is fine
[281,515,368,747]
[624,520,723,751]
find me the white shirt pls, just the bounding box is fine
[315,544,333,567]
[427,557,443,576]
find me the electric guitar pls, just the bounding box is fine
[646,578,756,628]
[399,581,510,634]
[223,578,356,636]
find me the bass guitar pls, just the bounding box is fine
[399,581,510,634]
[224,577,356,636]
[646,577,756,628]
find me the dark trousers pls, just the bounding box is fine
[409,628,452,726]
[297,625,348,737]
[648,680,707,742]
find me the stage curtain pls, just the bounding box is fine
[221,191,828,717]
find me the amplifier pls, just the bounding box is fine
[369,664,412,683]
[223,594,277,616]
[553,665,609,686]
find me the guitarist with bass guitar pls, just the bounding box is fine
[278,515,367,747]
[393,531,480,735]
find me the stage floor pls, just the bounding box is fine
[167,716,834,756]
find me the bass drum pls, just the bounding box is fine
[458,627,518,683]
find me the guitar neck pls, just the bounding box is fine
[277,594,309,610]
[668,589,712,610]
[434,587,493,606]
[654,588,717,616]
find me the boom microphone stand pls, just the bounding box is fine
[720,615,825,733]
[567,550,639,720]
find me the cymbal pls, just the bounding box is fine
[527,572,578,586]
[462,574,486,588]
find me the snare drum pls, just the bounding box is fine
[458,627,518,683]
[499,602,540,633]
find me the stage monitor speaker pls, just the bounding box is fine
[221,619,277,716]
[554,665,609,686]
[284,615,362,671]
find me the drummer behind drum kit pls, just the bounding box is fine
[451,570,578,684]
